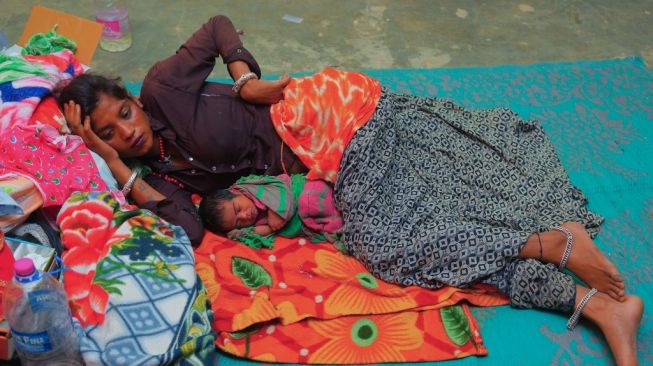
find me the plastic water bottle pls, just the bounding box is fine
[2,258,84,366]
[95,0,133,52]
[0,30,8,51]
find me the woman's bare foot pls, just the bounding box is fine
[578,287,643,366]
[520,222,625,301]
[558,222,625,301]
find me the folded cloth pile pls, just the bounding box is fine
[0,41,108,208]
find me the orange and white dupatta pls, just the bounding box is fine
[270,68,382,183]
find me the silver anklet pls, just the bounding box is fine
[553,226,573,270]
[567,288,597,330]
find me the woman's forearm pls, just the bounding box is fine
[131,177,166,204]
[228,60,253,81]
[107,159,165,204]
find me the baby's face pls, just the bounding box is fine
[220,193,258,231]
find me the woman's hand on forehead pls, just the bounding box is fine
[63,100,120,162]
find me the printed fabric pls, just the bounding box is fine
[195,233,509,364]
[0,50,107,206]
[233,174,296,222]
[0,174,43,232]
[296,178,343,241]
[269,68,382,183]
[57,191,216,366]
[334,89,604,289]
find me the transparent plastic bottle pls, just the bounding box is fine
[2,258,84,366]
[0,30,8,51]
[95,0,133,52]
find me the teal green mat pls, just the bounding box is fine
[126,56,652,365]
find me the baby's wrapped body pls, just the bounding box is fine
[230,174,343,245]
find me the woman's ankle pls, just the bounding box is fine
[519,230,566,262]
[575,286,608,325]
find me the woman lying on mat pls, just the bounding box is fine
[57,15,642,365]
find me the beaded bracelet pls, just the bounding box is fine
[121,167,141,197]
[232,72,258,94]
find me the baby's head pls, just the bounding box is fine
[199,189,258,233]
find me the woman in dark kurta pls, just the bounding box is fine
[58,15,306,245]
[58,15,642,365]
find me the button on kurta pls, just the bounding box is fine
[191,169,196,174]
[211,166,217,171]
[188,157,194,162]
[230,165,236,170]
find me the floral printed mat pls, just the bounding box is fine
[195,234,507,364]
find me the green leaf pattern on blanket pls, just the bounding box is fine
[92,276,126,296]
[179,284,216,362]
[440,305,472,346]
[228,324,262,358]
[229,324,262,339]
[67,191,121,210]
[66,191,90,204]
[112,209,144,228]
[232,257,272,289]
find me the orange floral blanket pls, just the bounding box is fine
[195,234,509,364]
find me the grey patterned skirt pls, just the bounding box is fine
[334,89,603,290]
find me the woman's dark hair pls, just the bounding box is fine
[198,189,236,233]
[56,74,130,121]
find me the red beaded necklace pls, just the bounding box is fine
[154,135,185,189]
[158,135,171,163]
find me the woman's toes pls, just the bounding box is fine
[607,289,620,301]
[611,273,625,286]
[613,288,626,300]
[606,286,626,301]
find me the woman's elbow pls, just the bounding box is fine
[184,222,205,247]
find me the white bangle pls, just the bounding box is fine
[121,168,141,197]
[232,72,258,94]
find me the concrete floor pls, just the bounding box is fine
[1,0,652,82]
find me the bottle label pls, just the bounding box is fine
[16,271,40,283]
[11,329,53,353]
[97,18,122,39]
[97,14,130,40]
[28,289,61,313]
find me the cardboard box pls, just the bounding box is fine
[18,4,103,65]
[0,236,58,361]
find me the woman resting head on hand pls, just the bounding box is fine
[53,15,303,248]
[58,74,157,161]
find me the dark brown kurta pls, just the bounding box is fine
[138,15,302,245]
